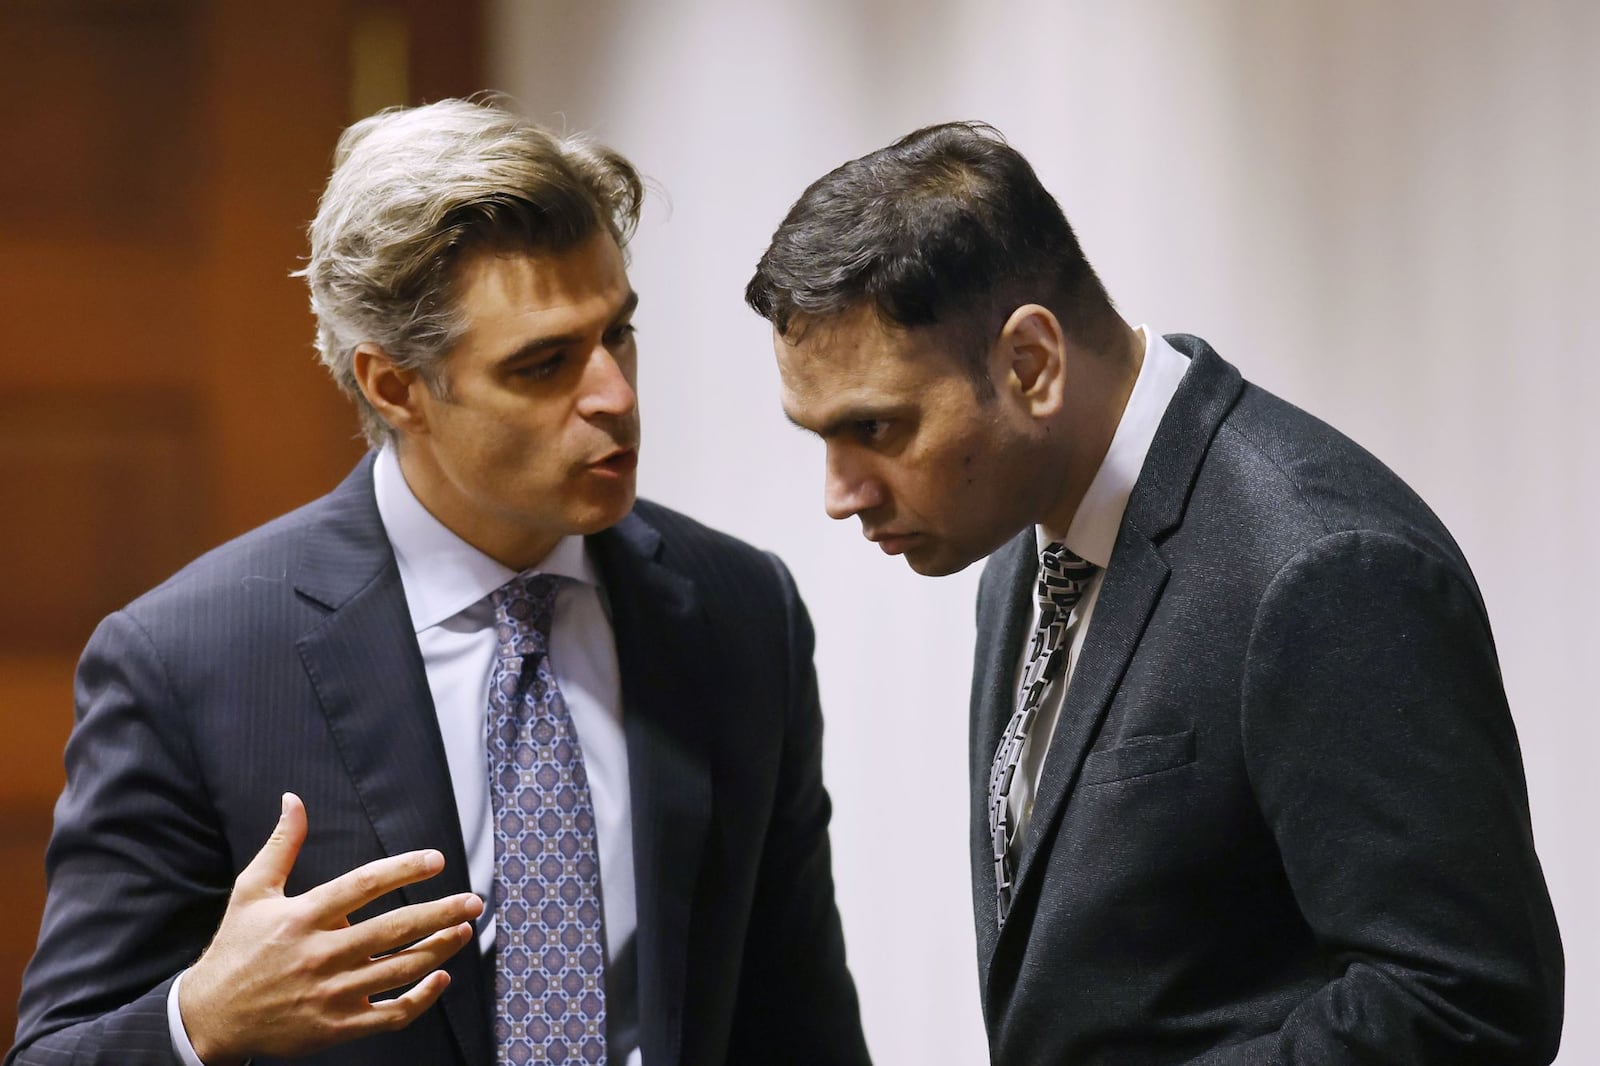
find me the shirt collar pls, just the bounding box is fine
[372,444,598,633]
[1038,326,1191,568]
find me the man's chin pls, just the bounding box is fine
[901,541,979,578]
[572,483,638,535]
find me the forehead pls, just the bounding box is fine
[776,307,966,422]
[450,233,631,353]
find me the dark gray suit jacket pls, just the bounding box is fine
[970,336,1563,1064]
[11,455,870,1066]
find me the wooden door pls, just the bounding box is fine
[0,0,482,1042]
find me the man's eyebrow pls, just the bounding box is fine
[497,290,640,364]
[782,408,818,435]
[785,403,891,439]
[612,290,641,324]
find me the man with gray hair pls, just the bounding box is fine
[10,99,870,1066]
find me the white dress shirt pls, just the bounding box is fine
[171,445,642,1065]
[1004,327,1190,842]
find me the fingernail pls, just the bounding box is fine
[280,792,291,817]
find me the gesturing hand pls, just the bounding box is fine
[178,792,484,1065]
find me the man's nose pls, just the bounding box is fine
[823,451,883,521]
[577,346,637,419]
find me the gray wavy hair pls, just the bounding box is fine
[297,98,643,444]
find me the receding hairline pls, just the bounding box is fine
[745,118,1120,385]
[770,300,1008,414]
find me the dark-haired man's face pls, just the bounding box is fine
[776,307,1044,576]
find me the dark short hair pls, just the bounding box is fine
[745,121,1117,382]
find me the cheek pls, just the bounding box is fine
[952,443,1021,515]
[497,402,571,452]
[945,426,994,482]
[451,413,567,488]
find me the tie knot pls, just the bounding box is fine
[490,571,567,658]
[1036,541,1098,618]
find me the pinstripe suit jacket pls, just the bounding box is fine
[969,337,1563,1064]
[10,454,869,1066]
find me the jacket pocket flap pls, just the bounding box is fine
[1080,728,1197,786]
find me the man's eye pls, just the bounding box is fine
[604,323,638,346]
[855,419,887,442]
[513,355,564,379]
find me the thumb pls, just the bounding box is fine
[234,791,307,898]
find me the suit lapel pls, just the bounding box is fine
[291,455,489,1066]
[982,339,1245,989]
[997,536,1169,943]
[969,530,1038,971]
[589,512,712,1066]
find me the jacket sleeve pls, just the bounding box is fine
[722,554,872,1066]
[8,609,231,1066]
[1214,530,1563,1065]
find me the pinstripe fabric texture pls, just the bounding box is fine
[9,457,870,1066]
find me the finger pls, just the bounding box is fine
[233,792,308,899]
[302,848,447,919]
[346,921,476,999]
[341,892,484,960]
[364,969,453,1035]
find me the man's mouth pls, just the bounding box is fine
[589,447,639,476]
[866,529,918,555]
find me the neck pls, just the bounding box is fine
[1038,323,1144,536]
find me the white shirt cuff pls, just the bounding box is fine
[166,969,210,1066]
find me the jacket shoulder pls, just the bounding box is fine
[126,492,336,611]
[107,462,386,671]
[1210,381,1470,572]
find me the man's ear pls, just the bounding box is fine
[991,304,1067,419]
[352,342,429,437]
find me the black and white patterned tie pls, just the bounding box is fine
[986,541,1099,926]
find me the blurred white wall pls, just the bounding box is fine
[488,2,1599,1062]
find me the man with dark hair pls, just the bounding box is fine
[748,121,1563,1064]
[11,99,871,1066]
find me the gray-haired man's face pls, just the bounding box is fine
[390,233,642,570]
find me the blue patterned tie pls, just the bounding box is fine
[986,541,1099,926]
[487,573,607,1065]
